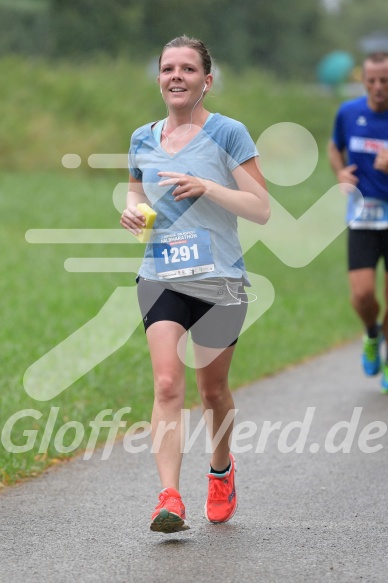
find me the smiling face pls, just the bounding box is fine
[362,57,388,112]
[158,47,212,111]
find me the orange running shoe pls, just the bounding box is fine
[205,453,237,523]
[150,487,190,533]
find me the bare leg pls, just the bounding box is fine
[146,321,187,491]
[382,273,388,347]
[194,344,236,471]
[348,268,379,330]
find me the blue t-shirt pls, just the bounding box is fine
[332,96,388,201]
[128,113,259,283]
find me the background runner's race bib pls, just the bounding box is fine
[347,196,388,230]
[153,228,215,279]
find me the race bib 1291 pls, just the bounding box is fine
[153,228,215,279]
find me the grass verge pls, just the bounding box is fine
[0,56,362,485]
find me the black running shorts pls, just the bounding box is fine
[348,228,388,271]
[137,277,248,348]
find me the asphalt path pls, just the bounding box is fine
[1,340,388,583]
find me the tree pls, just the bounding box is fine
[48,0,146,58]
[140,0,328,77]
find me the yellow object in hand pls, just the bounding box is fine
[135,203,157,243]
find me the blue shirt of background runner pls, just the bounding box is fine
[332,96,388,202]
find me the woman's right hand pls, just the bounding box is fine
[120,204,146,235]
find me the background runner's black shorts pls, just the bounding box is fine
[348,228,388,271]
[137,277,248,349]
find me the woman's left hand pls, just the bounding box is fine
[158,171,208,201]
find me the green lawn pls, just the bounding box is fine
[0,163,362,485]
[0,57,364,485]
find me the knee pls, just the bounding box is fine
[199,380,228,407]
[154,374,183,405]
[351,287,375,308]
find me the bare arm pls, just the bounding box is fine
[206,157,270,224]
[327,140,358,190]
[158,157,271,225]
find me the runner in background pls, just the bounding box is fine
[328,52,388,391]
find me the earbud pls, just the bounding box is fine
[160,86,163,94]
[202,84,207,94]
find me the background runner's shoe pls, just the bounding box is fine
[381,363,388,394]
[150,488,190,533]
[362,334,382,376]
[205,453,237,524]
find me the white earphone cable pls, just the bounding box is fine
[162,85,207,154]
